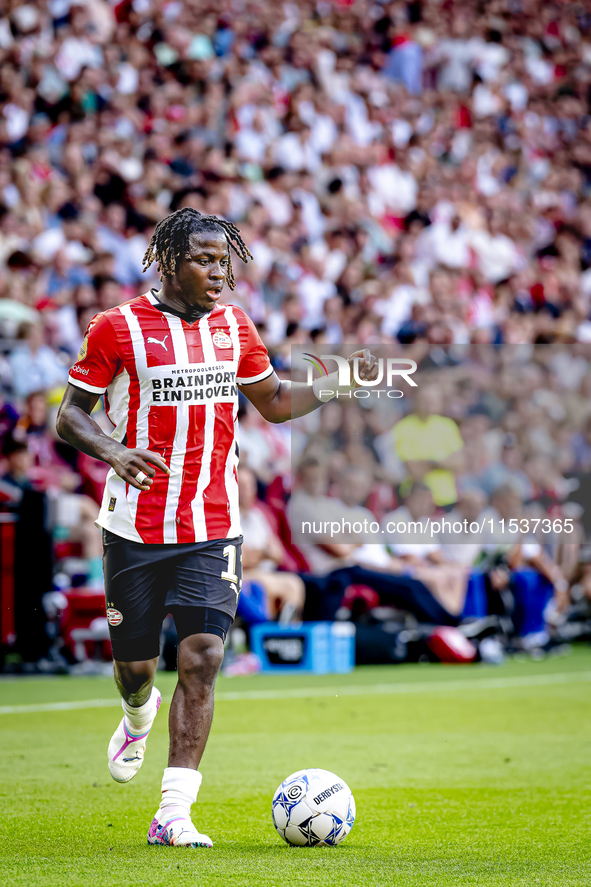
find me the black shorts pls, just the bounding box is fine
[102,530,243,662]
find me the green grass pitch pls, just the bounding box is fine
[0,647,590,887]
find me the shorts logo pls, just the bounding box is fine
[77,336,88,361]
[107,608,123,626]
[213,330,232,349]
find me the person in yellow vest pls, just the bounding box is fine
[394,384,464,507]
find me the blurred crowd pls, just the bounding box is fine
[289,346,591,650]
[293,344,591,525]
[1,0,591,373]
[2,0,591,666]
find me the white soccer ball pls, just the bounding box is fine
[272,768,356,847]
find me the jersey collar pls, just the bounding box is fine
[148,288,210,325]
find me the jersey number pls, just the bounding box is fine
[222,544,242,601]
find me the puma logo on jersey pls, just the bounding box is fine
[147,335,169,351]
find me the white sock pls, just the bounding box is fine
[157,767,202,821]
[122,686,159,737]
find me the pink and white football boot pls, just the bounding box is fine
[147,812,213,848]
[108,687,161,783]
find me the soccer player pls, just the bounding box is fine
[56,207,377,849]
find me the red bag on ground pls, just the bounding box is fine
[426,627,477,663]
[342,584,380,613]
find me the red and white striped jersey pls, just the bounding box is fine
[68,291,273,544]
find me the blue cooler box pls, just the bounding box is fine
[250,621,355,674]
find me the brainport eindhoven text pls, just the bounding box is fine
[151,370,237,402]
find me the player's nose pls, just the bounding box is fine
[209,263,225,280]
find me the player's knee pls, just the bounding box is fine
[115,660,155,696]
[178,635,224,691]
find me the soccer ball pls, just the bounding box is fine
[272,768,355,846]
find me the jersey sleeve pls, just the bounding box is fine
[68,312,122,394]
[235,311,273,385]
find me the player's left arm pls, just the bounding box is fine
[239,349,379,423]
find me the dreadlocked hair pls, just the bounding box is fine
[142,207,253,290]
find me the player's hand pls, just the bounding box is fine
[110,448,171,491]
[347,349,380,388]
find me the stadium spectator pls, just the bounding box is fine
[392,385,464,507]
[478,433,534,501]
[381,481,437,549]
[8,321,67,400]
[8,390,102,585]
[1,435,52,664]
[290,458,460,625]
[238,465,305,624]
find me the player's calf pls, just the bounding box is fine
[108,685,162,783]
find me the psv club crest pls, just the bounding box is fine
[213,329,232,349]
[106,607,123,627]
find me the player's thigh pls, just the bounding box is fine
[171,536,243,620]
[103,530,168,656]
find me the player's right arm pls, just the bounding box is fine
[241,349,380,423]
[56,313,169,492]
